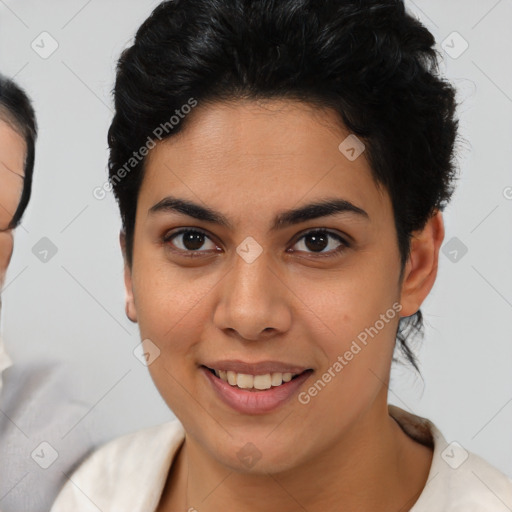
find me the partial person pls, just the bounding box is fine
[0,74,96,512]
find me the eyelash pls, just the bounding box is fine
[162,228,350,259]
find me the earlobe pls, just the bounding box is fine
[120,231,138,323]
[124,272,138,323]
[399,210,445,317]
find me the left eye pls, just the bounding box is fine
[290,230,348,256]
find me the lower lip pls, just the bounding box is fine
[201,366,313,415]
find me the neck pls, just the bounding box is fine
[160,396,432,512]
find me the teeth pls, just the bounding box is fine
[212,369,300,390]
[271,373,282,386]
[253,374,272,390]
[236,373,254,389]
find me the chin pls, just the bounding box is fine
[204,429,307,475]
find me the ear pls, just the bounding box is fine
[120,230,137,323]
[399,210,445,317]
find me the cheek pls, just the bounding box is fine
[293,259,400,348]
[132,265,215,415]
[295,289,400,437]
[132,263,217,361]
[290,255,401,403]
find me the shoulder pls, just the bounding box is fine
[0,360,98,512]
[1,359,91,431]
[51,419,185,512]
[423,446,512,511]
[390,406,512,512]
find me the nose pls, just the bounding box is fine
[213,249,292,341]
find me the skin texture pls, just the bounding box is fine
[0,119,25,292]
[121,99,444,511]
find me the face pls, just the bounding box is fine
[0,119,26,291]
[123,99,439,474]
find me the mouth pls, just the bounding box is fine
[202,366,309,391]
[200,364,314,414]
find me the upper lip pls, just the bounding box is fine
[202,360,311,375]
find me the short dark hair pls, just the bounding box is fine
[108,0,459,370]
[0,74,37,228]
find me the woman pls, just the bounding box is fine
[52,0,512,510]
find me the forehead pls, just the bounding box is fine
[150,99,353,169]
[139,99,389,221]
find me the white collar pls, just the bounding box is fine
[0,334,13,394]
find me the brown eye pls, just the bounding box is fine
[165,229,218,252]
[290,229,348,256]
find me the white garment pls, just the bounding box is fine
[51,405,512,512]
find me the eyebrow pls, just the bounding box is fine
[149,195,369,230]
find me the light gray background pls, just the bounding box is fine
[1,0,511,477]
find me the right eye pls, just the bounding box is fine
[163,228,221,256]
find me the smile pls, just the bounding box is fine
[201,365,314,414]
[208,367,302,390]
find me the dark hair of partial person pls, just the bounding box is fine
[107,0,460,371]
[0,73,37,229]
